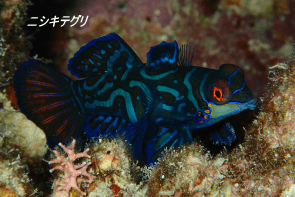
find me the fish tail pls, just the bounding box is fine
[14,59,86,148]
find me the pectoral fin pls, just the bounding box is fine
[209,122,236,145]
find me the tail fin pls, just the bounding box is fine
[14,59,86,148]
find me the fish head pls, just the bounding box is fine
[198,64,257,127]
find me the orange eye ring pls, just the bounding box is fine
[212,86,223,101]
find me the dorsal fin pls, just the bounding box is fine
[146,41,179,68]
[177,44,194,66]
[68,33,143,78]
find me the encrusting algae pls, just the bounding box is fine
[0,0,32,88]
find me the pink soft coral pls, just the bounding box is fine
[49,139,94,196]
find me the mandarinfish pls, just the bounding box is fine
[14,33,257,165]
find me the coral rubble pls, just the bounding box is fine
[0,0,32,88]
[0,153,31,196]
[0,91,47,160]
[87,137,141,196]
[47,137,143,197]
[0,92,46,196]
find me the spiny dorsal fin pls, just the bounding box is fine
[177,44,195,67]
[146,41,178,68]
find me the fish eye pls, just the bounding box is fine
[213,86,223,101]
[206,78,231,104]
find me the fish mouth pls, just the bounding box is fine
[239,98,258,111]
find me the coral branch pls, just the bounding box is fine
[49,139,94,196]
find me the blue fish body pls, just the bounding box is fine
[14,33,257,164]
